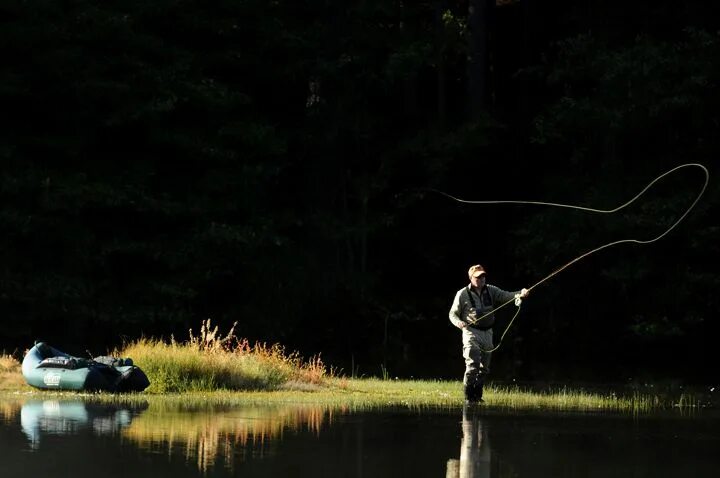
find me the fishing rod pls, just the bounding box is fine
[435,163,709,352]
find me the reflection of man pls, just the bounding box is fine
[446,406,491,478]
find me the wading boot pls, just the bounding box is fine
[475,376,485,403]
[464,377,484,404]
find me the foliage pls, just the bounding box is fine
[119,320,330,392]
[510,29,720,378]
[0,1,718,381]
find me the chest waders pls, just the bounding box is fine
[464,286,493,403]
[465,285,494,329]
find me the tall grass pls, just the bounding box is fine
[0,354,20,373]
[119,320,331,393]
[0,353,23,390]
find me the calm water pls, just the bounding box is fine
[1,397,718,477]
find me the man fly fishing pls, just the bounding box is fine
[449,264,529,404]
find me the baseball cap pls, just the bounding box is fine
[468,264,486,278]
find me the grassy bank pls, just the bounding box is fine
[0,322,703,413]
[117,320,330,393]
[0,377,697,413]
[120,338,328,393]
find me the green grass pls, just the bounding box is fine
[0,378,697,414]
[0,321,703,413]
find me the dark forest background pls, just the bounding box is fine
[1,0,718,384]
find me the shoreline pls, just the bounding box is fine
[0,374,710,414]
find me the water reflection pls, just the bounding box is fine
[20,399,148,449]
[5,398,336,473]
[0,399,21,423]
[123,402,336,473]
[446,406,491,478]
[2,397,720,477]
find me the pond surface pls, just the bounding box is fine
[1,397,718,477]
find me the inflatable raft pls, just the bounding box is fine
[22,342,150,392]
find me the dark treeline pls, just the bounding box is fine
[1,0,718,382]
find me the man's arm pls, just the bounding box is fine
[488,284,529,304]
[449,290,467,329]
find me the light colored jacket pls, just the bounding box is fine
[449,284,519,330]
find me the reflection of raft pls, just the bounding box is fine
[20,399,149,449]
[22,342,150,392]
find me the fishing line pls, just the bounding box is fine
[434,163,709,352]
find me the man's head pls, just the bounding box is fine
[468,264,486,288]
